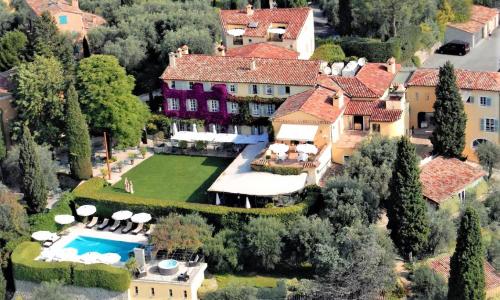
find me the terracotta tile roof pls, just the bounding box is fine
[219,7,311,39]
[273,87,348,123]
[429,256,500,291]
[331,63,401,99]
[448,5,499,33]
[407,68,500,92]
[420,157,486,204]
[225,43,299,59]
[344,100,402,122]
[160,54,320,86]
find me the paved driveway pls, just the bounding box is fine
[423,28,500,71]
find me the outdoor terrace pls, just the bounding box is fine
[250,143,324,172]
[334,130,369,149]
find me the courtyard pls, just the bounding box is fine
[103,154,233,203]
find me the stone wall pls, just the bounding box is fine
[14,280,129,300]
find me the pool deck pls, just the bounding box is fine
[137,260,207,285]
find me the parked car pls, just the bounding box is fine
[437,41,470,56]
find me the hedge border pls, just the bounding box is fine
[73,178,314,222]
[250,164,304,176]
[12,242,130,292]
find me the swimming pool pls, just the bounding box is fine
[64,236,142,262]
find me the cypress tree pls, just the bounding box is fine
[431,61,467,158]
[387,136,430,259]
[66,84,93,180]
[337,0,353,35]
[448,207,485,300]
[19,125,48,214]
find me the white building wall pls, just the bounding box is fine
[295,10,315,59]
[445,27,476,47]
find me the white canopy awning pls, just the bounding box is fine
[268,27,286,34]
[276,124,318,142]
[171,131,269,145]
[227,28,245,36]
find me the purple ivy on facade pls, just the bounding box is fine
[161,82,233,128]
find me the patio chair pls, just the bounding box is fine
[109,220,121,232]
[121,221,133,234]
[132,223,144,235]
[86,216,99,229]
[97,218,109,230]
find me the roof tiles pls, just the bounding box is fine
[448,5,499,33]
[344,100,402,122]
[407,68,500,92]
[225,43,299,59]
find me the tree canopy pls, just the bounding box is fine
[0,30,27,71]
[243,217,286,270]
[476,141,500,180]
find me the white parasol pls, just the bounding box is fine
[269,143,289,154]
[53,248,78,261]
[112,210,133,221]
[268,28,286,34]
[31,231,53,241]
[296,143,318,155]
[76,205,96,217]
[79,252,101,264]
[54,214,75,225]
[245,197,251,209]
[38,248,56,261]
[131,213,152,224]
[98,253,121,264]
[227,28,245,36]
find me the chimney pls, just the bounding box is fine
[181,45,189,55]
[168,52,176,68]
[246,4,253,16]
[333,90,344,108]
[217,45,226,56]
[72,0,79,8]
[386,57,396,74]
[176,48,183,58]
[250,60,256,70]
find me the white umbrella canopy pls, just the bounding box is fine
[54,248,78,261]
[269,143,289,154]
[55,214,75,225]
[112,210,133,221]
[131,213,152,224]
[79,252,101,264]
[32,231,53,241]
[296,143,318,155]
[76,205,96,217]
[98,253,121,264]
[38,248,56,260]
[227,28,245,36]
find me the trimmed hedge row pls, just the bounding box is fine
[251,164,304,176]
[339,37,401,62]
[12,242,130,292]
[73,178,314,225]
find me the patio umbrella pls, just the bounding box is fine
[192,123,197,133]
[234,125,238,135]
[98,253,121,264]
[131,213,152,224]
[296,144,318,155]
[245,197,251,209]
[112,210,133,221]
[31,231,53,241]
[212,124,217,134]
[76,205,96,217]
[55,214,75,225]
[53,248,78,261]
[172,123,178,135]
[269,143,289,154]
[38,248,56,261]
[79,252,101,264]
[215,193,221,206]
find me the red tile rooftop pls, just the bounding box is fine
[447,5,499,33]
[344,100,402,122]
[160,54,321,86]
[420,157,486,204]
[407,68,500,92]
[219,7,311,40]
[25,0,105,28]
[225,43,299,59]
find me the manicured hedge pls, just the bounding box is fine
[29,193,74,232]
[12,242,131,292]
[340,37,401,62]
[251,164,304,176]
[73,178,314,225]
[73,263,130,292]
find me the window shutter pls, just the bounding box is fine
[256,85,260,94]
[234,84,238,93]
[487,97,492,106]
[480,118,485,131]
[278,86,285,95]
[495,119,499,132]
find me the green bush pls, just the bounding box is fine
[12,242,131,292]
[29,193,74,232]
[73,263,130,292]
[340,37,401,62]
[250,164,304,176]
[311,43,345,63]
[11,242,72,283]
[73,178,314,226]
[411,56,421,67]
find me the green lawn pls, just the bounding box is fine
[215,274,283,289]
[104,154,232,203]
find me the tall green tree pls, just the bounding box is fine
[0,30,27,71]
[337,0,353,35]
[387,136,430,258]
[19,126,48,214]
[66,84,92,180]
[244,217,286,270]
[448,207,485,300]
[476,141,500,180]
[13,55,66,146]
[76,55,150,151]
[431,61,467,157]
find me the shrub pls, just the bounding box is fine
[311,43,346,63]
[29,193,74,232]
[73,178,314,226]
[411,265,448,300]
[340,37,401,62]
[411,56,421,67]
[250,164,304,175]
[73,263,130,292]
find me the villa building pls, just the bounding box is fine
[219,5,315,59]
[24,0,106,39]
[406,68,500,160]
[159,46,321,135]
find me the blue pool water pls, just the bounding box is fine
[64,236,142,262]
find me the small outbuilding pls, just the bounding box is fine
[445,5,499,48]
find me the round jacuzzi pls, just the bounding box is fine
[158,259,179,275]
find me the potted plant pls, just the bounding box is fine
[139,147,147,158]
[128,152,136,165]
[125,257,139,277]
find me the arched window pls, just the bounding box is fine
[472,138,489,149]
